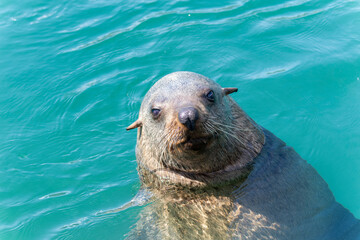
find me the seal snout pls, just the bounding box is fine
[178,107,199,131]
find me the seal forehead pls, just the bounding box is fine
[159,71,213,85]
[156,72,216,91]
[143,72,219,104]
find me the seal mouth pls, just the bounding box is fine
[179,136,212,152]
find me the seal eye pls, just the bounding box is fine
[151,108,161,119]
[206,90,215,102]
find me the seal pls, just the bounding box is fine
[127,71,264,187]
[125,72,360,240]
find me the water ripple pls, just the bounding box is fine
[245,62,300,80]
[29,6,60,25]
[59,10,166,53]
[57,0,323,56]
[39,191,71,200]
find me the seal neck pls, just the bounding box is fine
[138,158,254,190]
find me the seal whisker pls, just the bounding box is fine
[207,115,253,132]
[206,119,247,148]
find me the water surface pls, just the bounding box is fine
[1,0,360,239]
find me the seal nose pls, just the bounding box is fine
[178,107,199,131]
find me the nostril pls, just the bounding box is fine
[186,120,195,131]
[178,107,199,131]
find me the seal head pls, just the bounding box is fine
[127,72,265,187]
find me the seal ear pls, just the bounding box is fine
[222,88,238,95]
[126,119,142,131]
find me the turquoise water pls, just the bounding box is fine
[1,0,360,239]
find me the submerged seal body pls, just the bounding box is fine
[126,72,360,240]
